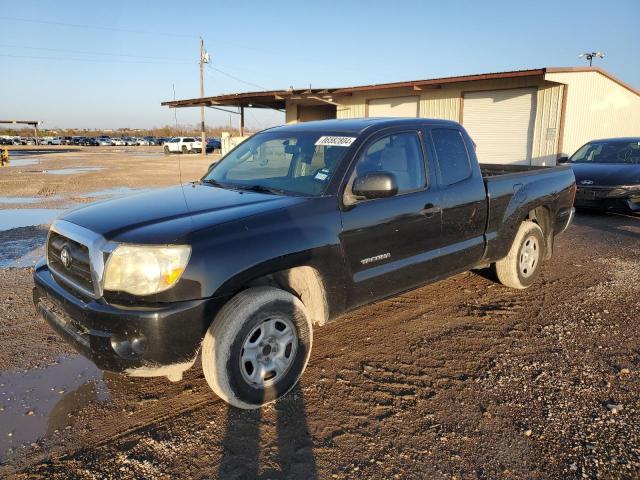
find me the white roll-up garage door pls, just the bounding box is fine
[368,96,419,118]
[462,88,537,165]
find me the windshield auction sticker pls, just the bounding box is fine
[315,136,356,147]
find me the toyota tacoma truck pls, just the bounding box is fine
[33,118,576,409]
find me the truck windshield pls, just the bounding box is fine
[202,131,355,196]
[570,140,640,164]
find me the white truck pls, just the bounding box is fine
[164,136,203,154]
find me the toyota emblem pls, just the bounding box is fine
[580,179,595,185]
[60,246,72,269]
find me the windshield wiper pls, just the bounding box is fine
[202,178,227,188]
[235,184,284,195]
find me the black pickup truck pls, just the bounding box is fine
[33,118,576,408]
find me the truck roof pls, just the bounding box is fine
[266,117,461,134]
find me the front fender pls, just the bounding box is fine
[187,198,348,317]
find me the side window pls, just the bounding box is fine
[353,132,426,195]
[431,129,471,185]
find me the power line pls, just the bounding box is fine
[0,53,194,65]
[0,16,197,38]
[0,43,187,61]
[206,64,268,91]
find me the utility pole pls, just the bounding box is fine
[199,38,209,157]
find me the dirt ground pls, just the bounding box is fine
[0,148,639,479]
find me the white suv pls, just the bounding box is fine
[164,137,202,154]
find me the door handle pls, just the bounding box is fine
[420,203,442,216]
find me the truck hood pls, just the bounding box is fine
[570,162,640,187]
[61,183,304,243]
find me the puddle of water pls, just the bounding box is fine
[5,159,39,167]
[0,225,48,268]
[45,167,104,175]
[0,209,63,231]
[0,243,44,268]
[0,195,64,205]
[0,356,109,462]
[0,197,41,205]
[79,187,153,198]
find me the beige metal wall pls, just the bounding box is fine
[336,77,563,165]
[545,71,640,156]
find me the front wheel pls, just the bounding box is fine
[201,286,313,409]
[181,145,188,154]
[494,220,545,289]
[164,146,170,154]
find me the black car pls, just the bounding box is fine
[33,118,575,409]
[560,138,640,212]
[83,137,99,146]
[206,137,221,153]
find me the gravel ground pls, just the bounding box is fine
[0,148,638,479]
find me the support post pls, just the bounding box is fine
[240,106,245,137]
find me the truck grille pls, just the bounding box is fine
[48,232,95,295]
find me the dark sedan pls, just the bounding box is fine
[560,138,640,212]
[206,137,221,153]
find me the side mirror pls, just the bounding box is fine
[557,155,569,164]
[352,172,398,199]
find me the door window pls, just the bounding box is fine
[352,132,426,195]
[431,129,472,185]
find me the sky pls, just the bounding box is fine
[1,0,639,131]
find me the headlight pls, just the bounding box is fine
[104,245,191,296]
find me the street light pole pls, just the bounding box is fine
[579,51,605,67]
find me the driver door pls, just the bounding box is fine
[339,129,443,308]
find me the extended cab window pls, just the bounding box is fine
[353,132,426,194]
[203,132,352,196]
[431,128,471,185]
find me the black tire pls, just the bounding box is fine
[201,286,313,409]
[181,145,188,154]
[164,146,170,155]
[495,221,545,289]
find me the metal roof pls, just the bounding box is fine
[161,67,638,110]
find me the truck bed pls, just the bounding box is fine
[480,163,555,178]
[479,162,576,263]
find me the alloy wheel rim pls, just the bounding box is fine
[239,317,298,387]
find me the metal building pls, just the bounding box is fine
[162,67,640,165]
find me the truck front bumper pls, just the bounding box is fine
[33,261,226,379]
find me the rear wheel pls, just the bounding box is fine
[164,146,170,154]
[181,145,188,154]
[201,286,313,409]
[495,221,545,289]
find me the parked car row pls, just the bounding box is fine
[163,137,222,154]
[0,135,222,150]
[0,136,39,145]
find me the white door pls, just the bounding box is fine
[368,96,419,118]
[463,88,537,165]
